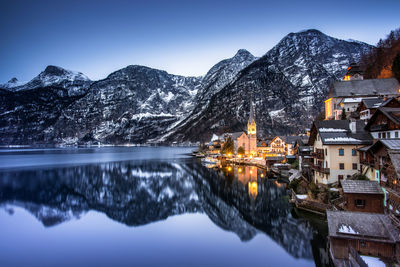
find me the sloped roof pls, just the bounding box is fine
[279,135,303,145]
[226,132,246,140]
[327,211,400,241]
[380,139,400,150]
[365,107,400,131]
[313,120,372,145]
[361,97,384,109]
[341,180,383,194]
[329,78,400,98]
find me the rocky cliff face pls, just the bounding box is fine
[165,29,372,142]
[0,29,372,145]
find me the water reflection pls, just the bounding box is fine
[0,158,328,266]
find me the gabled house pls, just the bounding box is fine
[324,78,400,120]
[358,139,400,220]
[327,211,400,264]
[365,107,400,139]
[309,120,372,184]
[341,180,384,213]
[358,97,400,122]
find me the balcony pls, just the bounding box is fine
[360,158,374,168]
[311,164,330,174]
[311,151,324,160]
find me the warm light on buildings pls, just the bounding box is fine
[248,181,258,198]
[238,168,242,173]
[228,166,232,171]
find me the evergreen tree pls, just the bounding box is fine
[393,52,400,82]
[341,108,347,120]
[221,137,234,155]
[237,146,245,155]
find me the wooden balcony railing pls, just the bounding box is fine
[311,164,330,174]
[311,152,324,160]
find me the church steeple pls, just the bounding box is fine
[247,98,256,136]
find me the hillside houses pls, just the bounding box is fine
[324,77,400,120]
[308,120,372,184]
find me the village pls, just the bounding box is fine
[195,63,400,266]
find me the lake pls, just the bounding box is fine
[0,147,329,267]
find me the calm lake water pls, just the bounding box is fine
[0,147,329,267]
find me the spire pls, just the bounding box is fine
[249,96,255,124]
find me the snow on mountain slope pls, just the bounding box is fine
[165,29,372,142]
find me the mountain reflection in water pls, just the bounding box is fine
[0,156,329,266]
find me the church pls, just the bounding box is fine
[231,100,258,155]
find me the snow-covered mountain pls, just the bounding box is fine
[164,29,372,142]
[0,29,372,145]
[3,65,92,96]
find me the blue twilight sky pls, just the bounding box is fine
[0,0,399,83]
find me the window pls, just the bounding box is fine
[339,149,344,156]
[352,149,356,156]
[355,199,366,208]
[352,163,357,170]
[325,149,327,156]
[383,132,386,138]
[339,163,345,169]
[378,133,382,138]
[388,132,391,138]
[396,132,399,138]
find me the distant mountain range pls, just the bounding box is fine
[0,29,372,145]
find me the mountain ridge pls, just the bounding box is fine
[0,29,373,145]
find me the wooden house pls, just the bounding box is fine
[327,211,400,264]
[358,97,400,122]
[365,107,400,139]
[341,180,384,213]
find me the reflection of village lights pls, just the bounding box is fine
[228,166,232,171]
[238,168,243,173]
[250,170,253,174]
[249,155,253,159]
[260,173,264,178]
[227,153,231,157]
[238,155,241,158]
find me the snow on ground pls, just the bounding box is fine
[360,255,385,267]
[211,134,219,142]
[338,224,358,234]
[296,195,308,200]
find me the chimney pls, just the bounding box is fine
[350,121,357,133]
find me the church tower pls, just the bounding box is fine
[247,99,257,155]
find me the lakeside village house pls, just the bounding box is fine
[208,100,306,162]
[307,64,400,264]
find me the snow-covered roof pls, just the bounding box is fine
[327,211,400,241]
[341,98,363,103]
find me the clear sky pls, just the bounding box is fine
[0,0,399,83]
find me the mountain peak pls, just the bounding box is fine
[43,65,69,76]
[8,77,18,83]
[234,49,255,60]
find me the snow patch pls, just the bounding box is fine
[338,224,359,234]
